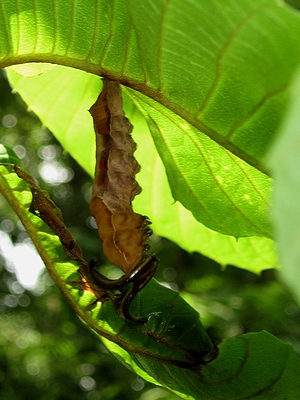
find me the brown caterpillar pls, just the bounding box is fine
[89,79,152,275]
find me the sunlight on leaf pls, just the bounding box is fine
[129,89,272,238]
[1,0,300,171]
[1,0,300,397]
[2,0,300,276]
[267,67,300,306]
[8,62,56,77]
[7,66,277,274]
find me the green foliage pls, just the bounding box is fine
[2,0,300,242]
[1,0,300,399]
[0,0,299,167]
[5,0,299,273]
[0,144,20,164]
[1,156,299,400]
[285,0,300,10]
[5,66,277,274]
[267,67,300,306]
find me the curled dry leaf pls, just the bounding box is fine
[88,79,158,321]
[89,79,153,275]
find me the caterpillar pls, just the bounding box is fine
[89,78,157,321]
[89,78,152,274]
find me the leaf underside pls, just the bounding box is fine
[1,0,300,262]
[6,66,277,275]
[1,0,300,167]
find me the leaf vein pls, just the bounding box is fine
[195,2,276,117]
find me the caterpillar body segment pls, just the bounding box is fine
[89,78,154,277]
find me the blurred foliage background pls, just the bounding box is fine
[0,69,300,400]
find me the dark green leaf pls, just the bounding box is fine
[0,144,21,164]
[1,162,299,399]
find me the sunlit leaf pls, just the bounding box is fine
[2,0,300,241]
[7,66,277,273]
[267,67,300,306]
[0,144,20,164]
[1,0,300,169]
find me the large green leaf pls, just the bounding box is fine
[6,66,277,273]
[6,65,274,241]
[129,89,272,238]
[1,0,300,241]
[0,0,299,275]
[0,156,299,399]
[1,0,300,168]
[267,67,300,305]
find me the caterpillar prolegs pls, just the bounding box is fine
[89,78,157,321]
